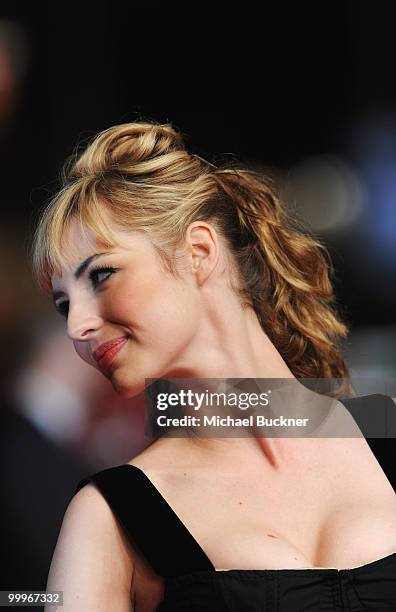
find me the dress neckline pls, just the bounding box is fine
[123,463,396,574]
[123,392,396,575]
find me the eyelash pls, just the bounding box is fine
[89,265,117,289]
[55,266,117,319]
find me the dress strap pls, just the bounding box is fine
[340,393,396,494]
[75,464,214,578]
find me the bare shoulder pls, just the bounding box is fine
[46,482,135,611]
[392,397,396,405]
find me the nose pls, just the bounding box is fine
[66,300,103,342]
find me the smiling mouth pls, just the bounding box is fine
[93,335,129,362]
[96,337,129,372]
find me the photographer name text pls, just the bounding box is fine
[156,414,310,428]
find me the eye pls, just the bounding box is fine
[55,300,69,319]
[88,266,116,289]
[53,267,116,319]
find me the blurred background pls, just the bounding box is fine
[0,1,395,602]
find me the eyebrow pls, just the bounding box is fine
[51,252,108,302]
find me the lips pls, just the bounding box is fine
[93,336,129,364]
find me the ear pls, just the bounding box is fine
[185,221,219,284]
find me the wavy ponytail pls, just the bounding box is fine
[31,119,353,399]
[212,167,353,398]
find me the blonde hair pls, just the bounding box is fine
[31,120,354,399]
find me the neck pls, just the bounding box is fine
[148,378,349,468]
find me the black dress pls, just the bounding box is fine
[75,394,396,611]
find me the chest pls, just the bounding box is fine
[130,437,396,609]
[148,438,395,570]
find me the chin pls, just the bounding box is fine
[109,358,172,399]
[109,370,147,399]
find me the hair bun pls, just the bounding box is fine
[70,121,186,176]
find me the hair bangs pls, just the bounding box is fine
[32,179,118,294]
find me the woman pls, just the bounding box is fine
[31,121,396,611]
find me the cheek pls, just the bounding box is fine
[111,271,200,341]
[149,282,201,343]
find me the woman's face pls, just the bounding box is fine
[51,217,204,398]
